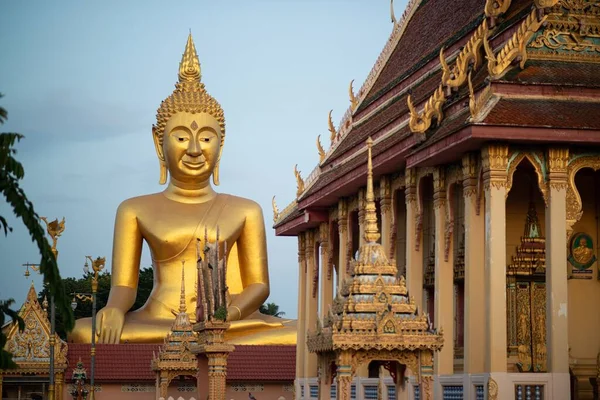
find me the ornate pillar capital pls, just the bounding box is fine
[462,153,479,198]
[405,168,418,204]
[380,175,392,212]
[298,233,306,263]
[433,167,446,209]
[482,144,509,190]
[547,148,569,190]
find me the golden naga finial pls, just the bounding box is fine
[390,0,397,24]
[317,135,326,163]
[328,110,337,143]
[272,196,279,223]
[179,32,201,83]
[349,80,358,111]
[40,217,65,252]
[294,164,305,198]
[364,137,380,244]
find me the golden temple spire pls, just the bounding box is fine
[364,137,380,243]
[179,32,201,83]
[179,260,187,314]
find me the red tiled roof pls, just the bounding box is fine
[482,99,600,130]
[66,344,295,382]
[501,61,600,87]
[228,345,296,382]
[363,0,484,104]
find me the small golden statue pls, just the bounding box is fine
[69,34,295,345]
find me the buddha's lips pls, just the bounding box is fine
[182,159,205,169]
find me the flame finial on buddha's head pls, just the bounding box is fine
[153,33,226,184]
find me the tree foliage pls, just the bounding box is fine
[38,267,154,339]
[0,299,25,368]
[259,302,285,317]
[0,94,73,367]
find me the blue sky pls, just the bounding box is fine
[0,1,404,319]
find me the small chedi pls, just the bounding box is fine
[306,138,443,400]
[69,33,295,345]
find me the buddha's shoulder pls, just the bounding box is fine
[116,193,165,213]
[220,194,263,214]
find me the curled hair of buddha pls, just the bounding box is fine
[153,33,226,148]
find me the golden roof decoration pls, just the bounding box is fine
[307,138,444,353]
[328,110,337,144]
[390,0,397,24]
[407,85,445,134]
[294,164,305,198]
[317,135,326,163]
[2,283,68,373]
[349,80,358,111]
[272,196,279,224]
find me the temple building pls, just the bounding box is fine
[273,0,600,399]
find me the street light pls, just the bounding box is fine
[72,256,105,400]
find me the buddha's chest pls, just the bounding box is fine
[137,201,242,258]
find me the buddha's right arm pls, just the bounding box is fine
[106,200,143,311]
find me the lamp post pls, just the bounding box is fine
[40,216,65,400]
[71,256,105,400]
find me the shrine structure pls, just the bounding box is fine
[274,0,600,399]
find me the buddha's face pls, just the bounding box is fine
[157,112,222,185]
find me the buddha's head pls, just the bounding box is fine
[152,34,226,186]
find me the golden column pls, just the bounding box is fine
[196,321,235,400]
[379,176,393,256]
[405,168,424,311]
[481,145,509,384]
[296,233,307,395]
[461,153,485,375]
[433,167,454,389]
[41,217,66,400]
[337,198,349,292]
[545,148,570,400]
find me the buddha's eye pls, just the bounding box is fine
[176,136,188,143]
[201,137,211,143]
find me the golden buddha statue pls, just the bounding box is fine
[68,34,295,345]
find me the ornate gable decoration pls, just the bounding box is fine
[2,283,68,372]
[528,0,600,63]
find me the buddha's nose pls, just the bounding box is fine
[187,138,202,156]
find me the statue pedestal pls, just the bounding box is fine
[192,321,235,400]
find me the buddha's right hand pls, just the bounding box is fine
[96,306,125,344]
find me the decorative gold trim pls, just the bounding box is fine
[566,154,600,236]
[407,85,445,134]
[440,20,488,89]
[484,9,548,79]
[534,0,558,8]
[505,150,548,206]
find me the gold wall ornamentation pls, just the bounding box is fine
[532,283,547,372]
[484,9,548,79]
[516,283,533,371]
[440,20,488,89]
[505,150,548,205]
[294,164,305,198]
[485,0,512,18]
[407,85,445,134]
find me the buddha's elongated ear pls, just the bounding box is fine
[152,126,168,185]
[212,141,224,186]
